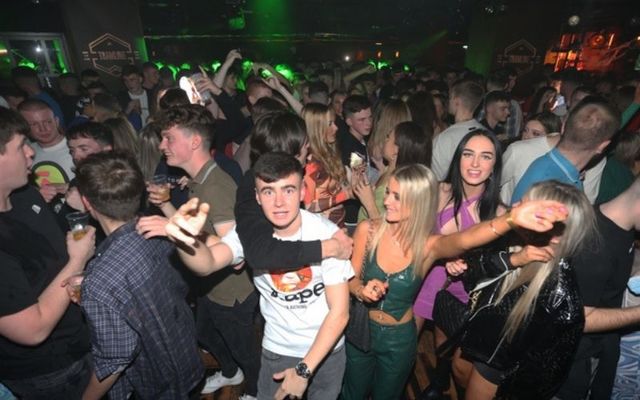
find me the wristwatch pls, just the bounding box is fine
[294,361,313,379]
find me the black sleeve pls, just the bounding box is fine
[234,170,323,270]
[214,91,250,147]
[572,246,609,307]
[0,251,37,317]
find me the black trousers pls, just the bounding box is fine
[196,291,261,396]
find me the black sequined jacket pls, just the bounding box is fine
[461,255,585,400]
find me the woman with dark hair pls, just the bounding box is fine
[521,111,562,140]
[432,92,450,135]
[414,130,504,398]
[354,121,431,221]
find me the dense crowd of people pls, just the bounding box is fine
[1,48,640,400]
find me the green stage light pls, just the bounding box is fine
[211,61,222,72]
[154,61,164,69]
[180,63,192,71]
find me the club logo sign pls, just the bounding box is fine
[81,33,139,76]
[497,39,541,73]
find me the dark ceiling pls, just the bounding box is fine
[1,0,638,40]
[139,0,473,40]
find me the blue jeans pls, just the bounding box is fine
[258,346,345,400]
[2,354,91,400]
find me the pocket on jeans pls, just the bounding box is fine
[262,348,283,362]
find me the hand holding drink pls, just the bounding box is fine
[63,225,95,303]
[64,272,84,304]
[66,212,90,240]
[147,174,171,205]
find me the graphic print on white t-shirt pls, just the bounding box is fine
[221,210,354,357]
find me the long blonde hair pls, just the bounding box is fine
[496,181,597,341]
[368,99,411,161]
[302,103,347,187]
[369,164,439,277]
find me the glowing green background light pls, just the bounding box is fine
[369,60,389,70]
[180,62,192,70]
[228,14,246,30]
[52,39,68,74]
[274,64,294,82]
[18,59,37,69]
[167,64,179,79]
[253,0,290,35]
[210,61,221,72]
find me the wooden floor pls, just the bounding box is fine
[200,327,459,400]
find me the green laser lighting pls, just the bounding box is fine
[211,61,222,72]
[154,61,164,69]
[180,63,192,71]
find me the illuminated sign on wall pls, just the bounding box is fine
[497,39,541,72]
[81,33,139,76]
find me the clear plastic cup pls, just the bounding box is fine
[152,174,171,202]
[66,212,90,240]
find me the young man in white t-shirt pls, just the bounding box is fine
[163,152,353,400]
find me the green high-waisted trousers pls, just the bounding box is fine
[341,319,417,400]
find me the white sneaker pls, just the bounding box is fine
[201,368,245,394]
[238,395,257,400]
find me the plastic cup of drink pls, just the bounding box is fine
[66,272,84,302]
[152,174,171,202]
[66,212,89,240]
